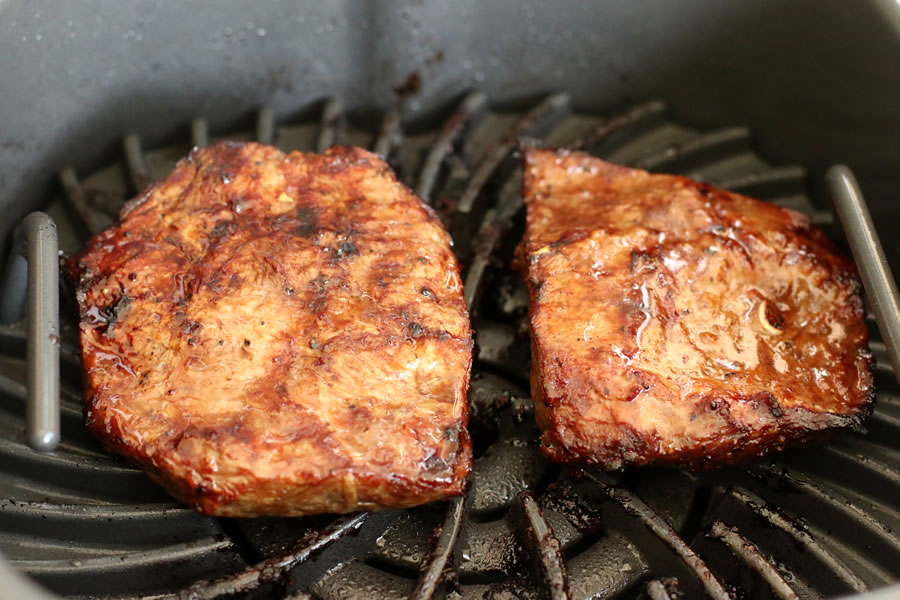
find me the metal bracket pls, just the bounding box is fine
[0,212,60,452]
[827,166,900,384]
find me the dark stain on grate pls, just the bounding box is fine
[0,95,897,599]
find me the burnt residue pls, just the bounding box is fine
[99,294,131,335]
[333,239,359,262]
[538,481,604,536]
[390,48,442,101]
[394,72,423,98]
[752,391,784,418]
[408,322,425,338]
[467,379,514,452]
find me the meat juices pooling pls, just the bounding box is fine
[70,142,473,516]
[521,148,873,469]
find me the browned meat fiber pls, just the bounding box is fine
[69,142,473,516]
[521,147,873,469]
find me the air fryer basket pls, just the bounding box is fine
[0,1,898,599]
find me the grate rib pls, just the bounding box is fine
[463,207,499,311]
[373,112,402,158]
[754,463,900,554]
[730,486,868,593]
[0,434,147,478]
[416,91,487,204]
[456,92,570,214]
[645,579,679,600]
[632,127,750,172]
[572,99,666,151]
[256,107,275,145]
[586,473,730,600]
[714,166,806,198]
[709,520,799,600]
[0,322,79,365]
[463,166,526,310]
[123,134,150,193]
[317,98,343,152]
[869,410,900,438]
[172,513,367,600]
[519,491,569,600]
[819,442,900,490]
[0,498,197,523]
[191,118,209,148]
[12,536,235,576]
[58,168,113,235]
[409,495,465,600]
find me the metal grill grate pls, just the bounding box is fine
[0,95,898,599]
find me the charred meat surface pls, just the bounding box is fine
[521,148,873,469]
[69,142,473,516]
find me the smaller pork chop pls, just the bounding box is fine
[521,148,873,469]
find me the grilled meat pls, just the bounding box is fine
[521,148,873,469]
[69,142,473,516]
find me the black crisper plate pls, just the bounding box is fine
[0,96,898,599]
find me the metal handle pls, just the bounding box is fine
[826,165,900,384]
[0,212,60,452]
